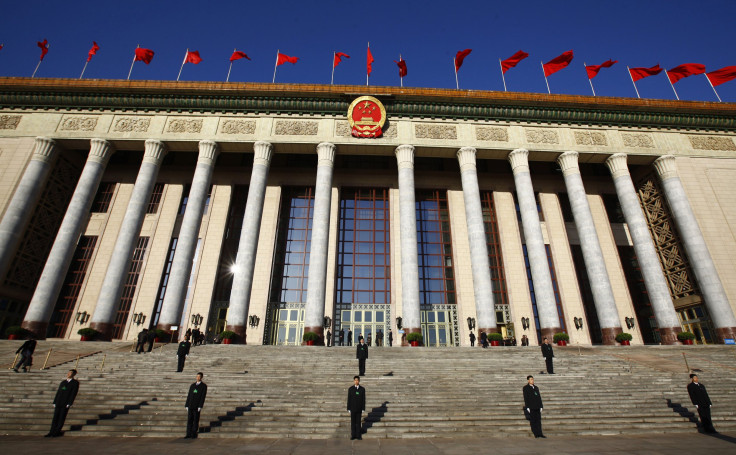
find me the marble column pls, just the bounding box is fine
[395,144,421,341]
[303,143,336,344]
[558,151,621,344]
[90,139,167,340]
[157,140,219,333]
[22,139,114,338]
[605,153,681,344]
[508,149,560,340]
[457,147,498,337]
[654,155,736,342]
[0,137,58,283]
[227,141,273,344]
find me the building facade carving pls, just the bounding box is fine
[220,119,256,135]
[59,116,98,132]
[113,117,151,133]
[415,124,457,140]
[687,135,736,151]
[475,126,509,142]
[0,114,22,130]
[525,128,559,144]
[621,133,655,148]
[166,118,203,134]
[274,120,319,136]
[574,130,608,146]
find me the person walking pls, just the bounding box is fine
[45,369,79,437]
[541,337,554,374]
[480,331,488,348]
[326,329,332,347]
[136,329,148,354]
[347,375,366,440]
[469,332,476,347]
[523,375,545,438]
[521,334,529,346]
[13,336,36,372]
[146,328,156,352]
[356,336,368,376]
[177,336,192,372]
[388,330,393,347]
[339,330,345,346]
[347,329,353,346]
[377,329,384,347]
[687,373,716,433]
[185,372,207,439]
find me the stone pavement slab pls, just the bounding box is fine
[1,433,735,455]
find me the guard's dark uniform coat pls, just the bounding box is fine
[49,378,79,436]
[185,381,207,438]
[541,342,554,374]
[688,381,716,433]
[347,384,366,439]
[356,342,368,376]
[523,383,544,437]
[15,339,36,369]
[176,340,191,372]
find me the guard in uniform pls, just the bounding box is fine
[356,337,368,376]
[185,372,207,438]
[541,337,554,374]
[14,337,36,372]
[523,375,545,438]
[687,373,716,433]
[347,375,366,440]
[177,336,192,372]
[46,369,79,437]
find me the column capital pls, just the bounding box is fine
[653,155,678,180]
[316,142,336,168]
[197,140,219,165]
[557,151,580,176]
[605,153,630,179]
[457,147,477,172]
[508,148,529,174]
[31,137,57,164]
[88,138,114,166]
[395,144,415,169]
[253,141,273,167]
[142,139,167,166]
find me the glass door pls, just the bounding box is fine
[272,306,305,346]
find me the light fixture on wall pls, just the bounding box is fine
[467,317,476,331]
[190,313,203,328]
[521,317,530,331]
[625,317,636,329]
[248,315,260,328]
[132,312,146,326]
[574,317,584,331]
[323,316,332,329]
[396,317,402,330]
[76,311,90,324]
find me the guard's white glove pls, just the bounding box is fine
[53,404,55,408]
[197,408,201,412]
[540,408,543,412]
[186,407,189,411]
[695,405,699,408]
[348,410,351,413]
[526,408,530,412]
[66,405,70,408]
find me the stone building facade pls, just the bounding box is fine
[1,78,735,346]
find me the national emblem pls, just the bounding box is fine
[348,96,386,138]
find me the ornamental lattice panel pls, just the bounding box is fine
[637,175,698,299]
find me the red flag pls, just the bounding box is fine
[586,59,617,79]
[667,63,706,84]
[629,64,663,82]
[543,50,574,77]
[37,39,49,61]
[501,50,529,74]
[0,44,4,51]
[394,58,407,77]
[230,51,250,62]
[706,66,736,87]
[277,52,298,66]
[367,46,374,75]
[134,47,155,64]
[334,52,350,68]
[185,50,202,64]
[87,41,100,62]
[455,49,472,72]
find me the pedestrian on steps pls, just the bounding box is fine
[687,373,717,433]
[541,337,554,374]
[185,372,207,439]
[13,336,36,372]
[177,335,192,372]
[356,336,368,376]
[523,375,545,438]
[136,328,147,353]
[480,331,488,348]
[45,369,79,437]
[347,375,366,440]
[146,328,156,352]
[469,332,475,347]
[326,329,332,347]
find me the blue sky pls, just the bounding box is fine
[1,0,735,102]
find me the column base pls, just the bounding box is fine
[601,327,623,345]
[540,327,562,343]
[21,320,48,340]
[302,326,324,346]
[659,327,682,345]
[402,327,422,346]
[225,324,247,345]
[88,322,113,341]
[715,327,736,344]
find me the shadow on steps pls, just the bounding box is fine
[202,402,257,432]
[69,398,158,431]
[362,401,389,434]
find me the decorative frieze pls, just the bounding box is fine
[59,116,98,132]
[274,120,318,136]
[476,126,509,142]
[383,123,398,138]
[415,124,457,140]
[337,120,396,138]
[0,114,22,130]
[166,118,203,134]
[574,130,607,146]
[621,133,654,148]
[687,135,736,151]
[113,117,151,133]
[525,128,559,144]
[220,119,256,135]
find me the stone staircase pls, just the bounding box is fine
[1,340,734,438]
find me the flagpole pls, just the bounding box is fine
[400,54,403,88]
[177,49,188,82]
[331,51,336,85]
[584,63,596,96]
[664,69,680,100]
[366,42,370,87]
[31,60,42,78]
[80,60,89,79]
[541,61,550,94]
[626,66,641,99]
[499,59,507,92]
[703,73,722,102]
[226,48,236,83]
[127,45,139,80]
[272,49,279,84]
[454,57,459,90]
